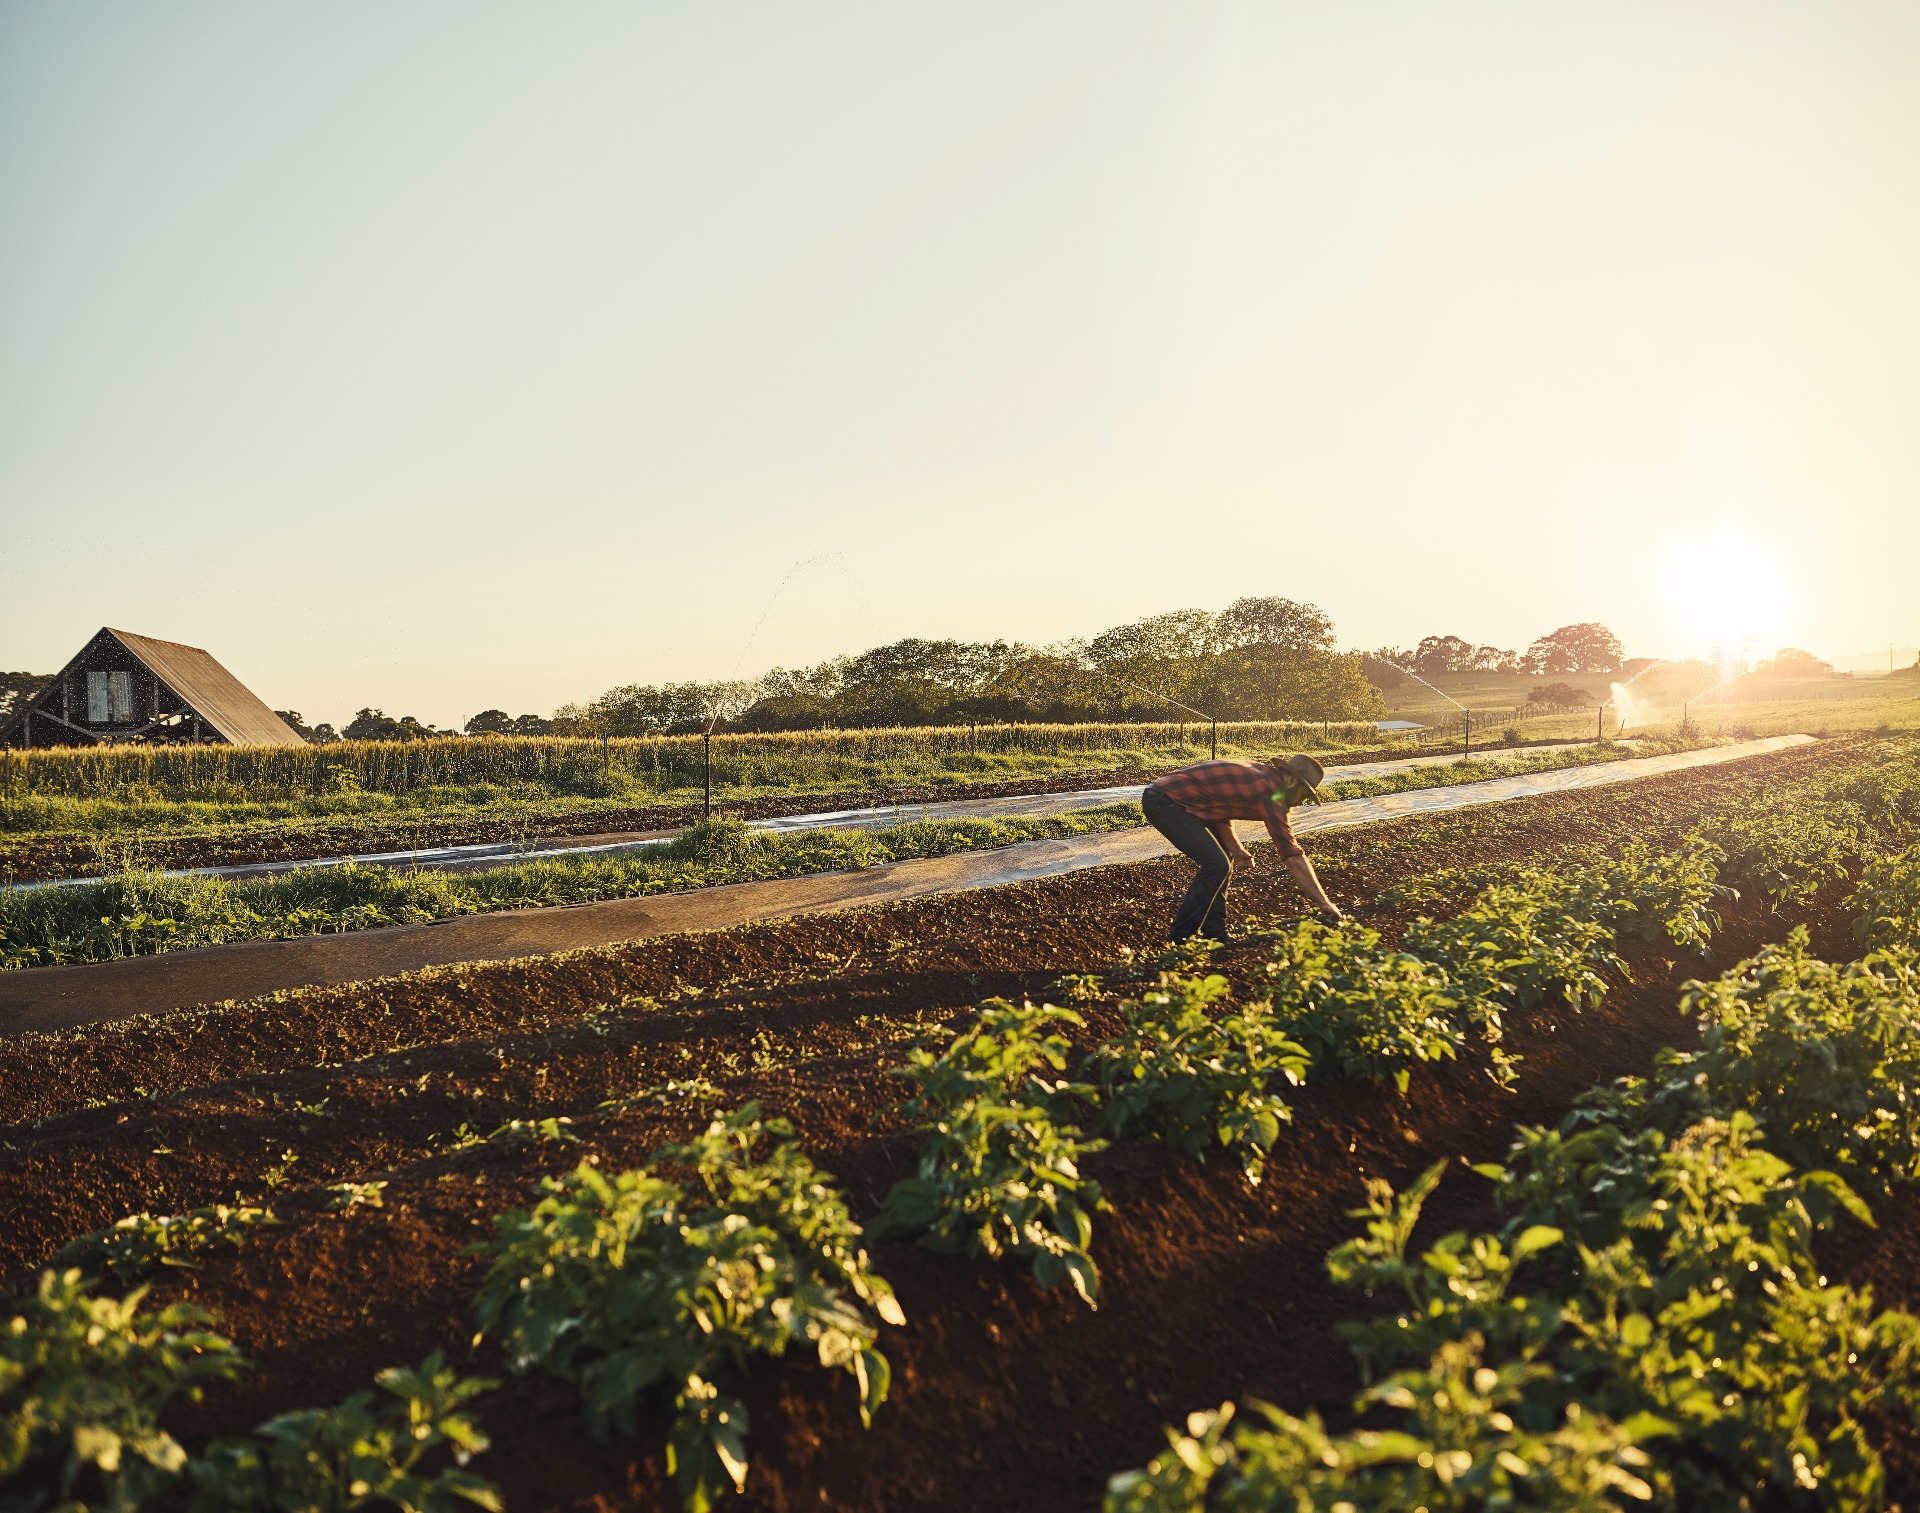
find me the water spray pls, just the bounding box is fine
[1602,658,1672,736]
[701,554,855,817]
[1078,661,1221,756]
[1376,658,1475,754]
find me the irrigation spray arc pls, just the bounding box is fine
[1075,661,1222,757]
[1377,658,1478,754]
[1604,658,1672,736]
[701,554,866,817]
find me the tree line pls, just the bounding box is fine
[555,596,1382,737]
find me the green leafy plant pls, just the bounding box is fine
[1106,1337,1656,1512]
[1582,838,1728,950]
[1403,875,1621,1013]
[0,1268,245,1511]
[55,1205,278,1285]
[188,1353,499,1513]
[1697,807,1857,912]
[1090,975,1308,1185]
[870,1001,1108,1306]
[1667,930,1920,1189]
[1261,921,1463,1092]
[322,1181,388,1212]
[471,1104,903,1512]
[485,1116,580,1146]
[1854,843,1920,951]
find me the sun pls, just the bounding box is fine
[1666,532,1791,670]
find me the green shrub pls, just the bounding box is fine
[1106,1338,1654,1512]
[471,1104,902,1513]
[1854,843,1920,951]
[0,1268,245,1511]
[1260,921,1463,1092]
[55,1206,278,1285]
[1403,877,1620,1012]
[870,1001,1108,1306]
[1697,808,1858,911]
[1090,975,1308,1185]
[1667,931,1920,1189]
[188,1354,498,1513]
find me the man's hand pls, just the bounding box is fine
[1228,844,1257,875]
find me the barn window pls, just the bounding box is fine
[86,672,135,723]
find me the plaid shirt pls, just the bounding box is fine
[1148,759,1298,839]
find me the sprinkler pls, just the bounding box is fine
[1079,661,1221,757]
[1377,658,1473,752]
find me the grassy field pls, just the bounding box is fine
[1383,662,1920,741]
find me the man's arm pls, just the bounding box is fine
[1266,810,1343,918]
[1212,819,1256,872]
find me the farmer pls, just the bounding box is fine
[1142,753,1344,942]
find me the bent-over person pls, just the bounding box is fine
[1141,754,1344,943]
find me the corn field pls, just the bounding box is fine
[0,719,1381,801]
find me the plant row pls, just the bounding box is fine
[1103,873,1920,1500]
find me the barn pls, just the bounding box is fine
[0,628,306,748]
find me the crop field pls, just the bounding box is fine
[0,719,1415,879]
[5,734,1919,1512]
[0,739,1700,963]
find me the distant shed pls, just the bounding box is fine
[0,628,306,748]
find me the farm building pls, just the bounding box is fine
[0,628,306,748]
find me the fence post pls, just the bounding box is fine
[601,734,609,782]
[1596,706,1603,744]
[1463,708,1471,758]
[1210,720,1218,759]
[703,730,713,818]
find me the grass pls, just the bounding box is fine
[0,807,1147,969]
[1382,665,1920,742]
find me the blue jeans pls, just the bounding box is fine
[1142,786,1231,942]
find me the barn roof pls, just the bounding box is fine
[101,629,306,746]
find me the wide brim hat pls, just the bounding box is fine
[1275,753,1327,802]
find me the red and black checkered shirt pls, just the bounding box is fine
[1148,759,1297,838]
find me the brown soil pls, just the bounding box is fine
[0,739,1506,882]
[1,735,1904,1511]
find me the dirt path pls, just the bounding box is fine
[0,736,1810,1036]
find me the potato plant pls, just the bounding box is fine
[1402,877,1620,1014]
[1664,931,1920,1189]
[472,1103,903,1513]
[1090,974,1308,1186]
[1696,807,1858,912]
[55,1205,278,1285]
[1260,921,1462,1092]
[188,1353,500,1513]
[1107,1339,1655,1513]
[1854,842,1920,951]
[871,1001,1109,1306]
[0,1269,245,1511]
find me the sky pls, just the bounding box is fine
[2,2,1916,728]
